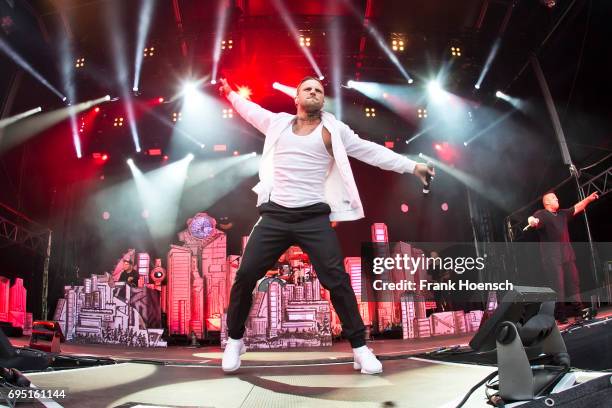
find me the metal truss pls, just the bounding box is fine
[0,214,50,255]
[580,166,612,198]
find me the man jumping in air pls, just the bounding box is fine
[219,76,433,374]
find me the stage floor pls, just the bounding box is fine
[9,334,474,366]
[7,330,611,408]
[16,357,609,408]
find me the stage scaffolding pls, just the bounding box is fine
[0,202,52,319]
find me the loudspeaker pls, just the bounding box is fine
[518,374,611,407]
[29,321,63,353]
[0,327,49,371]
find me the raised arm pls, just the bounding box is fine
[219,78,276,135]
[340,122,434,184]
[573,192,599,215]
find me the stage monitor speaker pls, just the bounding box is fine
[29,321,63,353]
[0,327,49,372]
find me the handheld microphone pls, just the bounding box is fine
[522,224,531,232]
[422,162,434,195]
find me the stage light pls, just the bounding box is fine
[463,141,468,146]
[222,108,233,119]
[347,80,355,88]
[182,81,199,98]
[319,75,325,80]
[210,79,217,85]
[127,158,134,165]
[237,85,252,99]
[133,86,139,92]
[94,107,100,113]
[186,153,194,162]
[200,144,205,149]
[143,46,155,57]
[102,211,111,220]
[105,95,111,101]
[299,35,311,47]
[400,203,409,213]
[435,143,442,151]
[408,78,414,84]
[364,107,376,118]
[221,39,233,50]
[157,97,164,103]
[417,108,428,118]
[213,144,227,152]
[102,154,109,161]
[172,112,182,122]
[384,141,394,149]
[113,117,124,127]
[148,148,162,156]
[163,155,169,161]
[450,46,462,57]
[272,82,280,89]
[75,57,85,68]
[233,150,239,156]
[427,80,446,101]
[441,203,449,211]
[475,38,501,92]
[495,90,503,98]
[390,33,406,52]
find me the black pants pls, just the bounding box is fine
[226,201,366,348]
[543,260,583,319]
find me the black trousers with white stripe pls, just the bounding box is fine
[226,201,366,348]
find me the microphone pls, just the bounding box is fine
[522,224,531,232]
[422,161,434,195]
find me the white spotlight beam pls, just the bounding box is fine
[133,0,156,92]
[272,82,297,98]
[211,0,230,83]
[464,110,515,146]
[59,32,80,157]
[128,155,193,239]
[475,38,501,90]
[341,0,412,83]
[0,107,42,128]
[271,0,323,78]
[419,153,509,210]
[405,125,435,145]
[0,37,66,101]
[329,17,343,120]
[108,1,142,153]
[0,96,110,153]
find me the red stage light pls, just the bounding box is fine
[163,155,169,160]
[101,154,108,161]
[158,97,164,103]
[435,143,442,151]
[400,203,409,213]
[148,148,162,156]
[384,141,395,149]
[94,107,100,113]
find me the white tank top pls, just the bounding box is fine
[270,121,333,208]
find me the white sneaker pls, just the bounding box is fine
[352,346,383,374]
[222,337,246,373]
